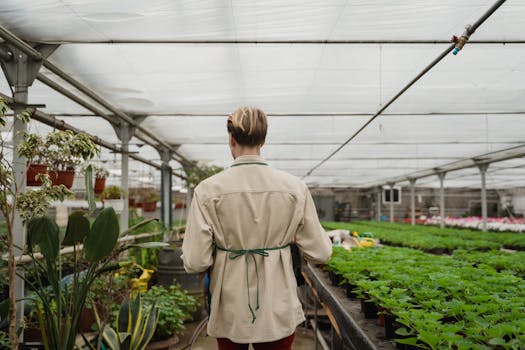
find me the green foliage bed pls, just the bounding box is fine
[326,246,525,349]
[325,221,525,250]
[323,221,512,252]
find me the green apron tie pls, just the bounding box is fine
[215,244,290,323]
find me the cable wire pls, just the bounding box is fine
[303,0,507,179]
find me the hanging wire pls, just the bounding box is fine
[303,0,507,179]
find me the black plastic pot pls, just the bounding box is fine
[345,282,358,298]
[328,270,342,286]
[362,300,378,319]
[384,315,398,339]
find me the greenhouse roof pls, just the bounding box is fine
[0,0,524,189]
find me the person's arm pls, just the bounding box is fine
[181,190,214,273]
[294,186,332,263]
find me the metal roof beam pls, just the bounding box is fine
[28,40,525,45]
[0,24,192,167]
[0,91,187,176]
[367,144,525,187]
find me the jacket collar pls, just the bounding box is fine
[231,155,268,167]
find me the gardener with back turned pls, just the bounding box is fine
[182,106,332,350]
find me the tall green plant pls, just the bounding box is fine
[18,167,167,350]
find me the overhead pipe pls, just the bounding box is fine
[0,24,191,167]
[0,91,191,178]
[304,0,507,178]
[36,73,181,166]
[369,143,525,188]
[34,39,524,45]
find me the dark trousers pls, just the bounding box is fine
[217,333,295,350]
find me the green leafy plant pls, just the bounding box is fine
[102,185,123,200]
[141,285,197,340]
[140,189,159,203]
[45,130,100,172]
[17,132,48,165]
[17,167,168,350]
[183,162,223,188]
[0,330,9,349]
[325,244,525,349]
[100,294,159,350]
[15,177,72,223]
[93,165,109,179]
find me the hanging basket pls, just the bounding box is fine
[94,177,106,194]
[26,163,48,186]
[50,169,75,189]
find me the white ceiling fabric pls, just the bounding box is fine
[0,0,524,189]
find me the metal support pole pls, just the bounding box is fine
[388,183,395,223]
[1,45,50,340]
[478,164,489,232]
[438,173,446,229]
[410,179,416,226]
[160,149,173,230]
[118,124,131,232]
[12,83,27,341]
[376,187,382,221]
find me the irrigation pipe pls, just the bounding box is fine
[304,0,507,178]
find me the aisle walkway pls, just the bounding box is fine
[176,322,319,350]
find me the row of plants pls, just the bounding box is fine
[451,249,525,278]
[323,221,501,253]
[349,221,525,250]
[326,246,525,349]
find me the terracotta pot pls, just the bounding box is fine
[142,201,157,212]
[79,307,96,333]
[26,163,48,186]
[50,169,75,189]
[94,177,106,194]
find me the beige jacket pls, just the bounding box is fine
[181,155,332,343]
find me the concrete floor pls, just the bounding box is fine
[175,322,318,350]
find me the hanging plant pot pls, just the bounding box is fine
[94,177,106,194]
[142,201,157,212]
[50,170,75,189]
[26,163,48,186]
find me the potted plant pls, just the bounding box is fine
[93,165,109,194]
[19,204,167,349]
[99,294,159,350]
[141,190,160,212]
[128,188,140,207]
[17,132,48,186]
[45,130,100,189]
[102,185,124,213]
[141,285,197,349]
